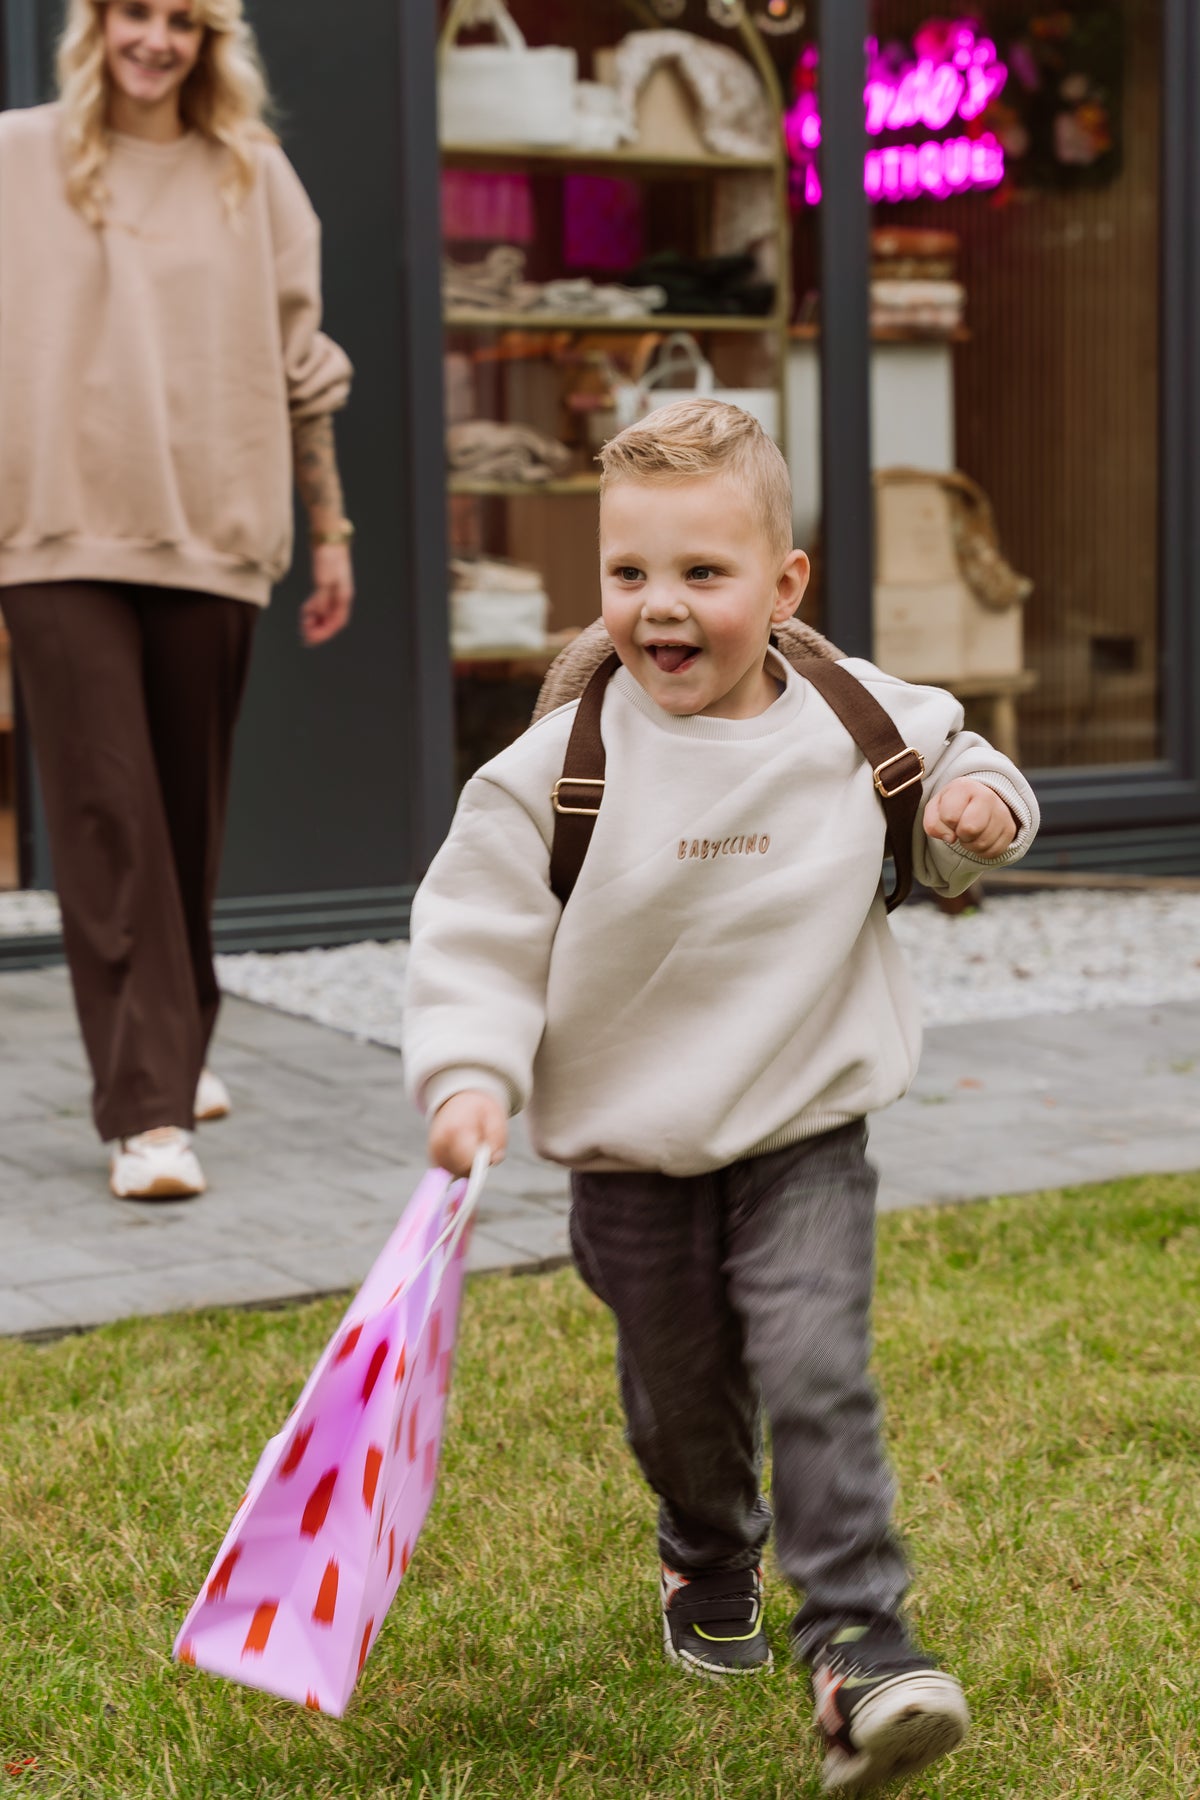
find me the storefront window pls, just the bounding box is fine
[788,0,1161,773]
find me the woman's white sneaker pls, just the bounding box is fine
[110,1128,207,1200]
[194,1067,231,1122]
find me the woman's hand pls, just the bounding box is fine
[300,542,355,646]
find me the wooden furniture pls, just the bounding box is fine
[941,669,1038,764]
[451,628,580,684]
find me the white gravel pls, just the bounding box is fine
[215,890,1200,1038]
[0,889,61,936]
[887,891,1200,1023]
[215,940,411,1049]
[5,888,1200,1037]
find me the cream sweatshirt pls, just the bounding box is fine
[404,654,1040,1177]
[0,104,352,606]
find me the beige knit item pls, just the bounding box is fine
[531,615,843,722]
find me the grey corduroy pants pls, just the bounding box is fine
[569,1122,911,1658]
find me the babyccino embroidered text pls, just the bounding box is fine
[678,835,772,861]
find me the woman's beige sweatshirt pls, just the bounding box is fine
[404,654,1040,1177]
[0,103,353,607]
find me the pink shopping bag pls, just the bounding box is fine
[174,1151,490,1716]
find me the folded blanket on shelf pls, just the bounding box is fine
[442,245,527,313]
[444,247,666,320]
[871,279,965,334]
[446,420,572,484]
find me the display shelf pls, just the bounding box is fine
[439,2,790,771]
[446,310,784,334]
[448,473,601,497]
[453,628,580,679]
[790,322,972,346]
[442,143,778,175]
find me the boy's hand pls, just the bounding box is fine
[923,778,1018,862]
[429,1090,508,1179]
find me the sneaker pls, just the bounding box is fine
[810,1618,969,1794]
[661,1562,772,1679]
[110,1128,207,1200]
[195,1067,231,1122]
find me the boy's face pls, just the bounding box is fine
[600,474,809,720]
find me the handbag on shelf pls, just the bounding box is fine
[438,0,578,148]
[615,332,781,442]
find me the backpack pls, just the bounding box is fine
[534,620,927,913]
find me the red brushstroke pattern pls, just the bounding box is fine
[207,1545,242,1601]
[362,1444,383,1510]
[279,1423,314,1479]
[361,1338,389,1404]
[312,1559,339,1626]
[301,1468,339,1538]
[242,1601,278,1657]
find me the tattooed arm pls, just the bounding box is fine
[291,414,355,647]
[292,413,347,537]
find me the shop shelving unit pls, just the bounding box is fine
[438,3,791,766]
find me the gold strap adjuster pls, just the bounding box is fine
[551,776,605,817]
[873,747,925,798]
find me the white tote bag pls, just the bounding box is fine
[616,332,781,443]
[439,0,578,148]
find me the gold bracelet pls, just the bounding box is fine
[311,519,355,546]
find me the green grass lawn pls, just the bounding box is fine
[2,1172,1199,1799]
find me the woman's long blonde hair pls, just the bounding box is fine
[56,0,275,224]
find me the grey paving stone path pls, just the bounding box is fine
[2,965,1199,1340]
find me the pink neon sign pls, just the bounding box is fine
[786,25,1009,206]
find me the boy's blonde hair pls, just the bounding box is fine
[56,0,274,226]
[598,397,794,564]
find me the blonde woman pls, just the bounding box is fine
[0,0,354,1199]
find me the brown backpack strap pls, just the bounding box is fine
[796,660,924,912]
[549,651,621,906]
[548,652,926,912]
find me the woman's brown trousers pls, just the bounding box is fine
[0,581,257,1141]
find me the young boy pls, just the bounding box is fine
[404,399,1038,1794]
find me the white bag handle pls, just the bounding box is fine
[439,0,527,54]
[640,332,716,397]
[408,1145,492,1287]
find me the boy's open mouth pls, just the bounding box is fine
[646,643,700,674]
